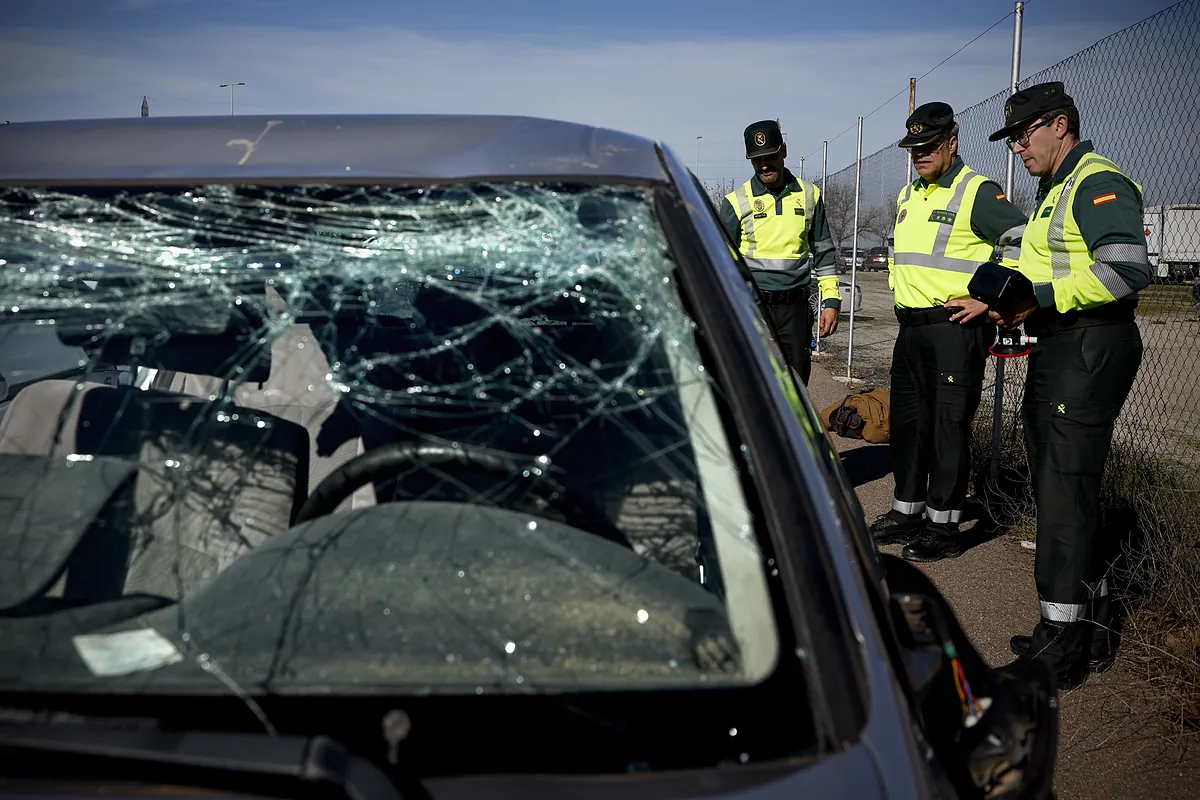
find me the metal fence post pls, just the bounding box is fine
[991,1,1025,488]
[815,141,829,356]
[848,117,863,381]
[906,78,916,186]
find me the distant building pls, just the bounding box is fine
[141,96,149,118]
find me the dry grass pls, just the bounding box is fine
[1119,462,1200,728]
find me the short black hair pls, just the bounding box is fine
[1040,105,1080,138]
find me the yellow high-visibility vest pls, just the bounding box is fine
[1018,153,1143,313]
[891,165,998,309]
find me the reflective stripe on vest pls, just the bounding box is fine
[891,166,996,308]
[725,179,817,273]
[1019,153,1145,313]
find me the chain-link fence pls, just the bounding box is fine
[803,0,1200,666]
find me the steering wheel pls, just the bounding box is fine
[294,443,633,548]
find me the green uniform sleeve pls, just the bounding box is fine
[969,180,1028,266]
[810,197,841,309]
[1032,172,1151,312]
[718,197,741,245]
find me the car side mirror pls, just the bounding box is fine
[888,592,954,703]
[889,591,1058,800]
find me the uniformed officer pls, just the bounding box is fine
[719,120,839,385]
[868,102,1028,562]
[988,82,1150,686]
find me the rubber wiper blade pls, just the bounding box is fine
[0,716,406,800]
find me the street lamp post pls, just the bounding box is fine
[219,82,245,115]
[695,136,702,175]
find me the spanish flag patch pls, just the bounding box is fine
[996,193,1006,200]
[1093,192,1118,206]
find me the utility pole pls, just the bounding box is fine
[219,82,245,115]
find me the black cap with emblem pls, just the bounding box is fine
[898,102,956,148]
[988,81,1075,142]
[744,120,784,159]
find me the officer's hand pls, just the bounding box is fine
[819,307,839,336]
[944,297,988,324]
[992,297,1038,329]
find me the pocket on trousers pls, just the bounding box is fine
[1045,398,1115,476]
[934,370,977,424]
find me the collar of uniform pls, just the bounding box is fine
[750,169,800,197]
[1039,140,1095,191]
[931,156,966,189]
[916,158,964,191]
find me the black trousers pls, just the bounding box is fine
[761,290,813,386]
[889,311,992,528]
[1022,321,1142,666]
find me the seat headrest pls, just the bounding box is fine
[53,289,273,383]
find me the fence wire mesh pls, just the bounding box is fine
[807,0,1200,571]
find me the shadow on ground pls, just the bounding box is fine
[837,444,893,487]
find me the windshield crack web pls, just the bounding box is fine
[0,181,764,711]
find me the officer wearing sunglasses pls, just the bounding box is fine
[988,81,1151,688]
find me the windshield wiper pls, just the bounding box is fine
[0,709,411,800]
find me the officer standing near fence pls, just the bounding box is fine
[988,82,1151,687]
[869,102,1028,562]
[720,120,839,385]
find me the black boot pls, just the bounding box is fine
[1085,591,1117,672]
[1009,619,1090,689]
[901,523,962,562]
[869,510,924,546]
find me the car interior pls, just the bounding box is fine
[0,270,724,609]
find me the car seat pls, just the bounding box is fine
[0,324,309,601]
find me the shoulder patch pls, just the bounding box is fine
[995,193,1006,200]
[1092,192,1118,206]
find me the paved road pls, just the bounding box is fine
[806,362,1200,799]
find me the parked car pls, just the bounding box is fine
[837,246,863,274]
[864,246,890,271]
[0,115,1056,799]
[807,280,864,320]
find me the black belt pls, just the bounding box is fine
[1025,299,1137,337]
[895,306,954,327]
[760,288,805,305]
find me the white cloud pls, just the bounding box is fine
[0,20,1128,181]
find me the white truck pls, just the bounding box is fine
[1144,204,1200,282]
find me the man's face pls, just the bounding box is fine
[751,148,787,187]
[1010,116,1062,177]
[909,135,955,181]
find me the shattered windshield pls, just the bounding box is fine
[0,182,780,698]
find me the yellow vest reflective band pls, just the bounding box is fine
[724,179,820,274]
[891,166,996,309]
[1018,153,1144,314]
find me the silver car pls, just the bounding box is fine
[0,114,1056,799]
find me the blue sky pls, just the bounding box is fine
[0,0,1187,182]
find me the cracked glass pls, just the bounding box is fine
[0,182,780,703]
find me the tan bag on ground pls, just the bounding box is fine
[820,388,891,444]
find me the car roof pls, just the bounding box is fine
[0,114,670,185]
